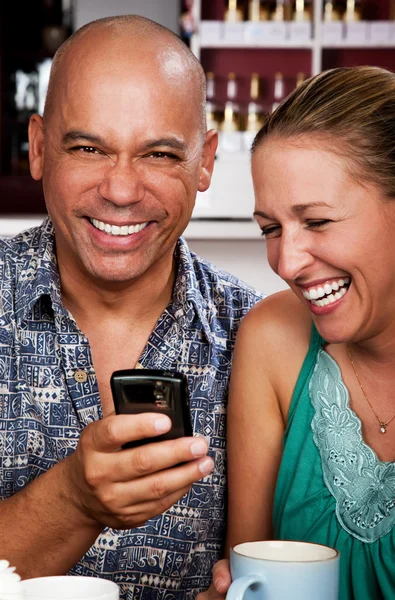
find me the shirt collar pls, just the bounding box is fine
[172,237,215,345]
[15,217,66,324]
[15,219,214,344]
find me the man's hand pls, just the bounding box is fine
[65,412,214,529]
[196,559,231,600]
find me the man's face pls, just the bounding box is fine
[29,42,216,286]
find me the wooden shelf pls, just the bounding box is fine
[199,40,314,49]
[322,40,395,48]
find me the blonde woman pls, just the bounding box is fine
[200,66,395,600]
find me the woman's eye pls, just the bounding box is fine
[260,226,281,239]
[306,220,332,229]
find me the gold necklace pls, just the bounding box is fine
[347,345,395,434]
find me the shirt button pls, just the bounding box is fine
[74,370,88,383]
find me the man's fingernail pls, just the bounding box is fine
[198,457,214,475]
[190,440,208,457]
[154,416,171,433]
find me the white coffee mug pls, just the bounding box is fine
[21,575,119,600]
[227,540,340,600]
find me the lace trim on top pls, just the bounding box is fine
[310,349,395,543]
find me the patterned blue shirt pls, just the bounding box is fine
[0,217,263,599]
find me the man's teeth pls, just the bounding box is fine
[90,219,148,236]
[302,277,350,307]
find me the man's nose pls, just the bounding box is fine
[276,231,314,282]
[98,160,145,206]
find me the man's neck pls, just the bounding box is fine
[58,256,177,331]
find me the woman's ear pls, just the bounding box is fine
[28,114,44,180]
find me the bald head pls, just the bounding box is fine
[43,15,206,136]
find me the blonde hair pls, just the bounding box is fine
[252,66,395,198]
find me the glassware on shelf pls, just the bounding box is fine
[323,1,342,21]
[343,0,363,22]
[224,0,244,22]
[219,72,243,153]
[248,0,271,21]
[246,73,265,132]
[242,72,265,151]
[180,0,196,47]
[296,72,305,87]
[272,72,285,112]
[293,0,312,21]
[221,73,240,132]
[205,72,221,131]
[272,0,292,21]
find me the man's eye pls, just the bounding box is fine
[71,146,100,154]
[147,152,178,160]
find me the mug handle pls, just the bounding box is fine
[226,574,266,600]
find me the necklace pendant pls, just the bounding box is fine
[380,424,387,434]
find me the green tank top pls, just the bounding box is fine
[273,325,395,600]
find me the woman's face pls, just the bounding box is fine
[252,137,395,344]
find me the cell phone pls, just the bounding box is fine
[111,369,193,449]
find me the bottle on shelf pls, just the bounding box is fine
[272,0,292,21]
[343,0,362,22]
[219,73,242,153]
[296,72,305,87]
[221,73,240,133]
[205,72,220,132]
[323,0,342,21]
[246,73,265,132]
[248,0,271,21]
[243,73,265,150]
[293,0,312,21]
[272,72,285,112]
[224,0,244,22]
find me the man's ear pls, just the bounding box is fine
[198,129,218,193]
[28,114,44,181]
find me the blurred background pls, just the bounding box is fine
[0,0,394,293]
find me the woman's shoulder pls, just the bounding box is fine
[237,290,313,397]
[240,289,312,346]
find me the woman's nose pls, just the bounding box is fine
[276,232,314,282]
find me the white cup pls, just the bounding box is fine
[21,575,119,600]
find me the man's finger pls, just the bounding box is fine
[87,413,172,451]
[111,436,210,482]
[105,454,214,508]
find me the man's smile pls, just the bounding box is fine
[89,218,149,236]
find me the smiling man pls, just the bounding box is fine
[0,15,262,600]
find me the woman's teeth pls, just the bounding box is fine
[302,277,350,307]
[90,218,148,236]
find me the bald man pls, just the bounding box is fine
[0,15,262,599]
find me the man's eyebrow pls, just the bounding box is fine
[62,131,105,145]
[62,132,188,152]
[143,138,187,152]
[254,202,331,219]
